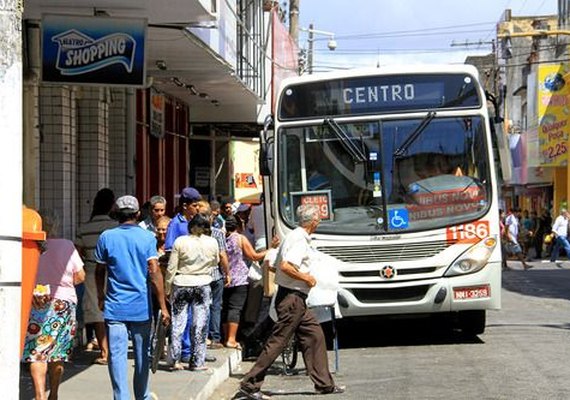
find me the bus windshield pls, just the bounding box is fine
[277,115,491,235]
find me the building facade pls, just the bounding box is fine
[21,0,298,237]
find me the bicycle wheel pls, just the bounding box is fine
[281,334,298,370]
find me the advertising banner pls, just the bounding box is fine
[537,64,569,166]
[150,88,165,138]
[42,14,147,86]
[271,9,299,112]
[230,140,262,203]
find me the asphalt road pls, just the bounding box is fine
[212,260,570,400]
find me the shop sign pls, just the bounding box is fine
[150,88,165,138]
[42,14,147,87]
[537,64,569,166]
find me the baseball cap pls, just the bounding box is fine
[180,187,201,203]
[115,195,140,213]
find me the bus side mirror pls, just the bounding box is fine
[260,142,273,176]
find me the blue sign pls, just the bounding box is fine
[42,14,147,86]
[388,208,409,230]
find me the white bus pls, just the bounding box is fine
[260,65,501,334]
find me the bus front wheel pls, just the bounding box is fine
[457,310,486,335]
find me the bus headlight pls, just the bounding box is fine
[445,237,497,277]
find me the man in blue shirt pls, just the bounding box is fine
[164,187,201,251]
[95,195,170,400]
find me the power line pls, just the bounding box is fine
[313,21,497,41]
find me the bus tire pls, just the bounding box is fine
[458,310,486,335]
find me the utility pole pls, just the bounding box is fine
[308,23,314,74]
[289,0,300,45]
[0,0,24,398]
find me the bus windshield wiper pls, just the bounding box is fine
[324,118,367,163]
[394,111,436,158]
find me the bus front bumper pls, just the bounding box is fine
[335,261,502,318]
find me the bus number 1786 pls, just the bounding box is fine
[446,221,490,244]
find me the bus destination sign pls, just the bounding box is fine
[279,73,480,120]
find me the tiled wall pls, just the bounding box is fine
[76,87,110,227]
[36,85,131,240]
[109,89,128,197]
[39,86,77,239]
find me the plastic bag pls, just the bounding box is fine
[306,249,340,308]
[247,261,263,282]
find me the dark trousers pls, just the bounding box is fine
[240,287,335,393]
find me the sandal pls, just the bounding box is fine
[92,357,108,365]
[168,362,184,371]
[85,340,99,352]
[225,342,242,350]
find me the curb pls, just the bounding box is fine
[190,349,242,400]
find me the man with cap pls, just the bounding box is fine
[95,195,170,400]
[164,187,202,251]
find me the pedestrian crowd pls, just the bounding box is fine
[499,206,570,269]
[22,187,344,400]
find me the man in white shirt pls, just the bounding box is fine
[504,208,532,270]
[549,208,570,266]
[239,204,344,400]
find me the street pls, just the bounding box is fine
[213,260,570,400]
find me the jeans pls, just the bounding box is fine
[106,319,151,400]
[550,236,570,262]
[208,278,224,342]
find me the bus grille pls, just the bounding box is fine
[348,285,431,304]
[316,240,451,263]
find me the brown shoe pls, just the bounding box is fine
[208,341,224,349]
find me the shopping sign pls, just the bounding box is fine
[42,14,147,86]
[290,190,333,221]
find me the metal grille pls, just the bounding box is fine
[316,239,452,263]
[348,285,431,304]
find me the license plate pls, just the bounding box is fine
[453,285,490,300]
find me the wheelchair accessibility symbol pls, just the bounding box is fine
[388,209,409,229]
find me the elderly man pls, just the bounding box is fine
[239,204,344,400]
[95,195,170,400]
[139,195,167,234]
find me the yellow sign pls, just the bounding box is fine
[230,140,263,203]
[538,64,570,166]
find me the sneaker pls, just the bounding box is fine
[316,385,346,395]
[239,387,272,400]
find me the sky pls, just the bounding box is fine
[297,0,558,71]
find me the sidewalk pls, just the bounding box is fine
[19,345,242,400]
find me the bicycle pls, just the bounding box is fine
[280,334,299,375]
